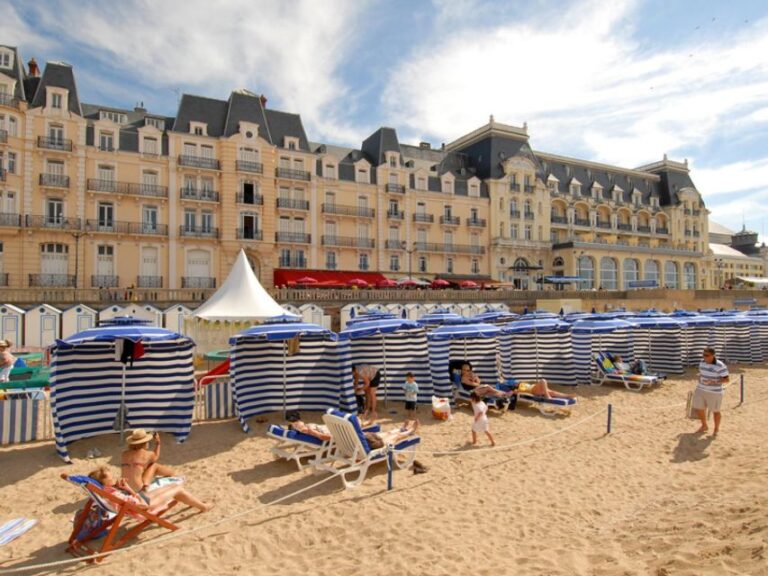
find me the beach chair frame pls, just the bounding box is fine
[267,425,332,471]
[515,393,576,417]
[62,474,179,563]
[592,352,660,392]
[315,410,420,489]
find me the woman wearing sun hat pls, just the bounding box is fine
[0,339,16,383]
[120,428,177,494]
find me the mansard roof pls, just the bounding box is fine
[361,127,401,165]
[0,44,27,101]
[30,61,82,115]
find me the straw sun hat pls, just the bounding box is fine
[0,340,9,348]
[127,428,154,446]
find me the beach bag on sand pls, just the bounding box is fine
[432,396,451,420]
[73,501,110,541]
[686,390,709,419]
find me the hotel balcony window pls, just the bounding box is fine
[326,251,337,270]
[471,259,479,274]
[142,205,158,233]
[510,224,518,239]
[46,198,64,225]
[446,257,454,274]
[418,256,427,273]
[389,156,397,168]
[324,164,336,179]
[390,255,400,271]
[359,253,369,271]
[97,202,114,230]
[356,169,369,184]
[142,137,158,156]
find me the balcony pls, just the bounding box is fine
[180,186,219,202]
[414,242,485,254]
[509,210,521,218]
[235,192,264,205]
[37,136,73,152]
[178,155,220,170]
[321,235,375,248]
[29,274,75,287]
[413,213,434,223]
[387,209,404,220]
[386,183,405,194]
[278,257,307,268]
[637,225,651,233]
[86,219,168,236]
[524,211,535,220]
[440,215,461,226]
[550,215,568,224]
[277,197,310,210]
[179,226,219,238]
[385,239,403,250]
[684,208,692,215]
[466,217,487,227]
[87,179,169,198]
[0,93,19,108]
[182,277,216,289]
[656,227,669,235]
[236,228,263,241]
[24,215,81,230]
[276,167,311,181]
[0,212,20,227]
[616,223,632,231]
[0,129,7,144]
[321,203,375,218]
[39,173,70,188]
[685,230,692,237]
[91,275,119,288]
[524,185,535,193]
[275,231,311,243]
[596,220,612,229]
[692,209,701,216]
[510,183,520,191]
[574,218,590,227]
[137,275,163,288]
[693,230,700,237]
[236,160,263,174]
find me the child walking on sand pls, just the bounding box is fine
[403,371,419,419]
[470,391,495,447]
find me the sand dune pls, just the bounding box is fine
[1,366,766,575]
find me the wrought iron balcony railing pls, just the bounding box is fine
[440,215,461,226]
[414,242,485,254]
[275,231,311,243]
[137,275,163,288]
[321,235,375,248]
[550,215,568,224]
[179,226,219,238]
[413,213,434,223]
[39,173,70,188]
[85,219,168,236]
[321,203,375,217]
[37,136,73,151]
[24,215,81,230]
[386,183,405,193]
[276,167,311,181]
[87,179,169,198]
[91,275,119,288]
[235,192,264,205]
[387,209,404,220]
[178,155,220,170]
[236,160,263,174]
[236,228,264,241]
[574,218,591,226]
[29,274,75,287]
[0,93,19,108]
[277,197,310,210]
[466,217,486,227]
[181,277,216,289]
[180,187,219,202]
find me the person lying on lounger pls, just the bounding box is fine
[89,466,213,513]
[364,419,420,449]
[286,411,375,441]
[121,429,176,494]
[612,355,650,376]
[503,378,576,400]
[460,363,513,399]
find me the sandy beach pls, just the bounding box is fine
[1,365,767,576]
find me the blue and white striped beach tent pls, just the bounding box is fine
[627,315,686,374]
[501,317,576,385]
[50,324,195,463]
[339,303,369,330]
[671,311,716,366]
[339,318,431,404]
[703,312,755,364]
[230,321,355,432]
[570,317,637,384]
[470,310,520,325]
[417,310,467,328]
[745,310,768,362]
[427,323,502,398]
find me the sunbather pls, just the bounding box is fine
[364,420,420,449]
[504,378,576,400]
[121,429,176,494]
[286,411,374,441]
[89,466,212,513]
[613,355,649,376]
[460,363,512,399]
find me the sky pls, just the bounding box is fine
[4,0,768,242]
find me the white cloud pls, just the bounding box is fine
[17,0,370,141]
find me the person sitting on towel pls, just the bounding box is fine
[460,363,513,399]
[363,420,420,449]
[121,429,176,495]
[503,377,576,400]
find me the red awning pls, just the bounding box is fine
[274,269,389,288]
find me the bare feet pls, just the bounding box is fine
[201,503,214,513]
[695,425,708,434]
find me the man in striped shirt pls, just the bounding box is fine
[693,346,729,435]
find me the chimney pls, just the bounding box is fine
[259,94,267,107]
[28,57,40,77]
[419,141,431,150]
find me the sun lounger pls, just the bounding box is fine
[62,473,181,562]
[515,393,576,416]
[314,409,420,489]
[267,422,380,471]
[592,351,661,391]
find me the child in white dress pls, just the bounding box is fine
[470,391,495,447]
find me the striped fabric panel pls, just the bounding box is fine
[0,398,40,445]
[722,323,753,364]
[633,328,685,374]
[682,326,715,366]
[232,339,355,432]
[506,332,577,386]
[572,330,634,384]
[448,337,500,386]
[204,379,234,420]
[427,339,453,398]
[498,333,512,381]
[50,339,195,462]
[754,322,768,362]
[348,328,432,403]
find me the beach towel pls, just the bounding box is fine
[0,518,37,546]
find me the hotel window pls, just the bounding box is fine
[417,177,426,190]
[356,168,369,184]
[444,231,453,246]
[193,126,204,136]
[471,259,479,274]
[359,253,369,271]
[470,233,479,247]
[200,145,214,159]
[326,251,337,270]
[183,210,196,231]
[143,137,158,155]
[325,191,336,206]
[510,198,518,215]
[390,254,400,271]
[389,155,397,168]
[470,208,478,221]
[418,256,427,273]
[100,111,127,124]
[324,163,336,179]
[325,220,337,239]
[52,93,62,109]
[388,199,399,215]
[46,198,63,224]
[388,227,399,243]
[0,190,16,214]
[357,195,369,211]
[201,211,214,233]
[98,164,115,182]
[443,205,452,219]
[48,124,64,144]
[142,205,158,232]
[357,223,369,242]
[416,201,426,215]
[6,151,16,174]
[145,117,164,130]
[0,51,10,68]
[524,225,532,240]
[292,158,304,172]
[240,147,259,163]
[510,224,518,239]
[288,141,296,150]
[183,143,196,157]
[469,183,479,197]
[446,257,454,274]
[97,202,114,228]
[443,180,453,194]
[417,229,427,245]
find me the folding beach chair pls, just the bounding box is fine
[62,474,180,562]
[497,380,573,417]
[314,409,420,489]
[592,352,660,391]
[267,422,380,471]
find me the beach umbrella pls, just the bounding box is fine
[347,278,369,288]
[296,276,319,285]
[339,318,422,406]
[376,278,398,288]
[459,280,480,289]
[230,321,336,417]
[430,278,451,289]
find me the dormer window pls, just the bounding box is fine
[356,168,369,184]
[52,93,62,109]
[142,136,158,156]
[190,121,207,136]
[443,179,453,194]
[388,154,398,168]
[145,117,164,130]
[417,177,426,190]
[324,163,336,179]
[469,183,479,197]
[100,110,127,124]
[284,136,299,150]
[0,50,12,69]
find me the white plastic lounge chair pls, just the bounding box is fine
[267,422,380,471]
[592,351,660,391]
[515,393,576,416]
[314,409,420,489]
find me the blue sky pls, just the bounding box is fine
[4,0,768,241]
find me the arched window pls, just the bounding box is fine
[577,256,594,289]
[664,261,679,289]
[599,257,617,290]
[623,258,639,288]
[513,257,529,271]
[644,259,659,286]
[683,262,696,289]
[553,257,564,268]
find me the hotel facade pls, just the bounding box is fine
[0,44,761,295]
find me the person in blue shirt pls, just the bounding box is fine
[403,371,419,419]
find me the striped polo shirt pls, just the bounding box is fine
[697,359,729,393]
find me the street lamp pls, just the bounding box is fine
[70,230,85,290]
[402,241,418,280]
[714,258,724,289]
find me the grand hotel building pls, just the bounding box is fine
[0,44,756,294]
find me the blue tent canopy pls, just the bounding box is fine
[230,322,336,344]
[57,325,186,347]
[417,311,468,326]
[427,323,501,341]
[503,317,571,333]
[345,311,398,326]
[571,318,637,333]
[338,318,420,339]
[470,311,520,323]
[627,316,687,329]
[98,315,153,326]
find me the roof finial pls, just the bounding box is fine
[523,121,528,133]
[663,153,668,161]
[489,114,494,124]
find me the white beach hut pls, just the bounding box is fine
[164,304,192,334]
[24,303,62,348]
[61,304,98,340]
[0,304,25,346]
